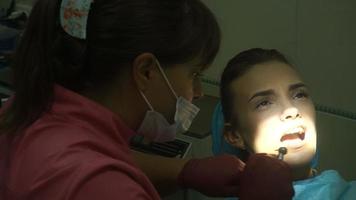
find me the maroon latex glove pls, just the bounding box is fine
[177,154,245,197]
[238,154,295,200]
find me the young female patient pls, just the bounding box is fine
[215,48,356,200]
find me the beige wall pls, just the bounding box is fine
[201,0,356,113]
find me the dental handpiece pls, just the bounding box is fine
[277,147,288,160]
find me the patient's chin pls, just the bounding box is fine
[284,150,315,168]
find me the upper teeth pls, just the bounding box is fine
[286,127,304,134]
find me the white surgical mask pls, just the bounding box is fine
[137,59,200,142]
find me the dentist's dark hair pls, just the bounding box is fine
[0,0,221,135]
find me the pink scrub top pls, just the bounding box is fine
[0,84,160,200]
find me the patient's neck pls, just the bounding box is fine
[292,165,313,181]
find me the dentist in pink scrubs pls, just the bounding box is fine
[0,0,295,199]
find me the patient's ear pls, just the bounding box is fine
[223,123,246,149]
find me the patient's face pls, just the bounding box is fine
[230,61,317,167]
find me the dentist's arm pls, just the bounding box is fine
[132,150,189,196]
[132,151,294,199]
[132,151,244,197]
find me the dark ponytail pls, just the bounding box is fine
[0,0,63,134]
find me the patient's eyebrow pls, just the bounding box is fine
[289,83,307,91]
[248,89,275,102]
[248,83,307,102]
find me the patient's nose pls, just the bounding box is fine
[280,107,300,121]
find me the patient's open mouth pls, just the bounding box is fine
[280,126,306,142]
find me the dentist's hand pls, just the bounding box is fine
[238,153,295,200]
[177,154,245,197]
[177,153,294,199]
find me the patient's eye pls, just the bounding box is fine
[293,90,309,100]
[256,100,272,110]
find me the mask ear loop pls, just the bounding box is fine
[155,59,178,99]
[139,91,155,111]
